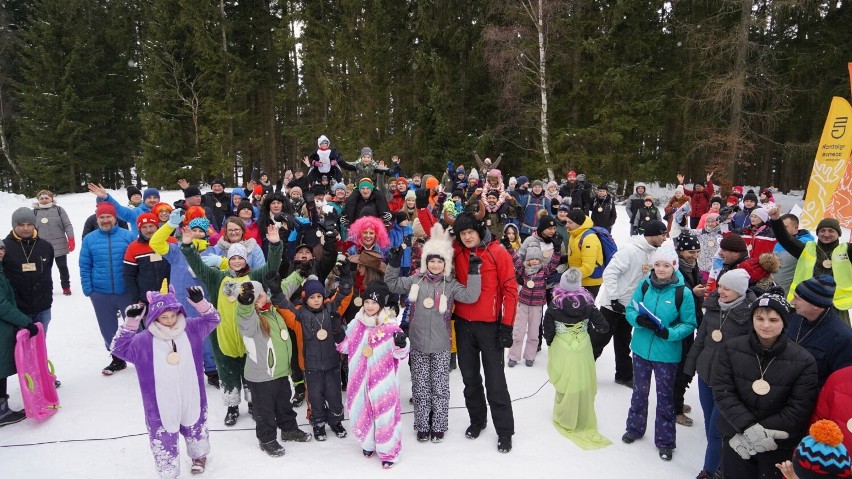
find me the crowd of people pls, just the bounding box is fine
[1,136,851,479]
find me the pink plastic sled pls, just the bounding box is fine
[14,323,60,422]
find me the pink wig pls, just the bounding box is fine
[347,215,390,249]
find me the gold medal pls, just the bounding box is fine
[526,280,535,288]
[823,259,832,269]
[354,297,363,307]
[166,352,180,365]
[644,216,650,221]
[847,418,852,435]
[41,217,49,224]
[422,297,435,309]
[711,330,723,342]
[708,240,716,248]
[280,329,289,341]
[597,207,603,212]
[215,202,222,208]
[362,345,373,357]
[641,264,651,273]
[486,220,492,226]
[752,379,771,396]
[316,230,323,237]
[22,263,36,272]
[316,329,328,340]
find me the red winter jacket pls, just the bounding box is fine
[683,180,714,218]
[452,240,518,327]
[388,191,405,212]
[811,365,852,453]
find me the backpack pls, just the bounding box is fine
[640,281,685,312]
[579,226,618,279]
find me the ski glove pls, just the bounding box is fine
[124,303,146,331]
[635,315,657,330]
[744,423,789,454]
[468,254,482,275]
[729,434,755,460]
[331,312,345,343]
[387,246,403,268]
[187,286,213,313]
[167,209,185,228]
[238,282,255,306]
[24,322,39,337]
[498,324,514,349]
[266,271,282,296]
[393,332,408,349]
[610,301,626,314]
[296,261,313,278]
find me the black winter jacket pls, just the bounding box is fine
[543,296,608,346]
[342,189,391,227]
[1,232,54,314]
[589,195,617,230]
[711,332,818,449]
[786,309,852,387]
[685,291,755,383]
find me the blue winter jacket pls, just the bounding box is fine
[105,193,152,235]
[388,223,413,268]
[79,224,136,295]
[626,270,698,363]
[518,191,551,236]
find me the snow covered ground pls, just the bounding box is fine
[0,187,806,478]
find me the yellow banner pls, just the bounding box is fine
[801,97,852,229]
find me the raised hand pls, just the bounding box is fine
[177,178,190,190]
[87,183,108,199]
[180,226,194,245]
[186,286,205,303]
[168,208,185,228]
[266,271,282,295]
[676,173,685,184]
[266,223,280,243]
[238,282,255,305]
[123,303,146,331]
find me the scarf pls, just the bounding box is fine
[525,264,542,277]
[357,311,381,328]
[148,315,187,341]
[35,202,55,209]
[649,272,678,290]
[719,293,747,312]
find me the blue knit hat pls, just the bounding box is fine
[792,419,851,479]
[302,277,326,300]
[516,176,529,187]
[795,275,836,309]
[143,188,160,200]
[188,217,210,233]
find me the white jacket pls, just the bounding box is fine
[596,235,658,310]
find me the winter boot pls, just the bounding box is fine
[382,461,396,469]
[449,353,457,371]
[622,432,640,444]
[329,422,347,438]
[676,414,693,426]
[313,425,327,441]
[290,390,305,408]
[280,428,311,442]
[416,431,430,442]
[615,377,634,389]
[62,287,72,296]
[102,355,127,376]
[465,422,486,439]
[524,360,534,367]
[362,449,374,458]
[190,457,206,474]
[224,406,239,426]
[431,432,444,443]
[659,448,674,461]
[259,440,285,457]
[507,360,517,368]
[497,435,512,453]
[206,372,219,388]
[0,396,26,427]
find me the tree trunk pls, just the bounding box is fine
[725,0,751,183]
[532,0,552,180]
[0,93,22,178]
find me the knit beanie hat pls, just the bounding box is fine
[488,169,503,179]
[137,212,159,230]
[95,202,117,218]
[675,231,701,252]
[362,280,390,308]
[127,186,142,201]
[302,277,326,299]
[727,196,739,205]
[557,202,571,213]
[11,207,36,227]
[487,189,501,199]
[567,210,586,225]
[425,177,440,190]
[674,185,685,195]
[405,189,416,201]
[188,217,210,232]
[358,178,375,191]
[252,185,264,196]
[226,243,248,260]
[453,213,485,239]
[744,191,759,203]
[559,268,582,291]
[469,168,480,181]
[183,185,202,199]
[332,182,347,196]
[211,178,226,187]
[795,275,836,309]
[516,176,529,187]
[537,215,557,236]
[236,200,254,215]
[718,269,750,296]
[650,247,678,269]
[644,195,654,202]
[317,135,329,147]
[720,233,748,253]
[289,186,302,197]
[709,196,723,208]
[526,244,544,263]
[143,188,160,201]
[750,290,792,325]
[751,208,770,223]
[360,147,373,158]
[566,170,577,179]
[643,220,668,237]
[456,165,466,175]
[817,218,842,236]
[792,420,852,479]
[532,179,543,188]
[394,210,409,225]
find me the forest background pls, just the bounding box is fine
[0,0,848,195]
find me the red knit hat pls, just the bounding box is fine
[137,212,159,230]
[95,202,117,218]
[253,185,264,196]
[727,196,739,205]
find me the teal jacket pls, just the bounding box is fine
[625,270,697,363]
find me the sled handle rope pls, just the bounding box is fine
[0,379,552,448]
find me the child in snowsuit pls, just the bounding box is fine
[384,224,482,442]
[272,267,354,442]
[111,285,219,478]
[508,244,560,367]
[543,268,611,449]
[337,280,410,469]
[235,281,312,457]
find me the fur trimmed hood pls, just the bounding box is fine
[417,224,454,277]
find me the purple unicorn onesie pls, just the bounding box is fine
[111,285,220,478]
[337,285,409,468]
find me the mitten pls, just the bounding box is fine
[498,324,513,348]
[124,303,146,331]
[202,255,223,268]
[393,332,408,348]
[25,322,39,337]
[186,286,212,313]
[238,282,255,305]
[415,188,430,209]
[387,246,403,268]
[610,301,626,314]
[296,261,313,278]
[266,271,282,295]
[67,238,75,252]
[330,312,345,343]
[635,315,657,330]
[654,328,670,339]
[468,254,482,275]
[744,423,789,454]
[167,209,184,228]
